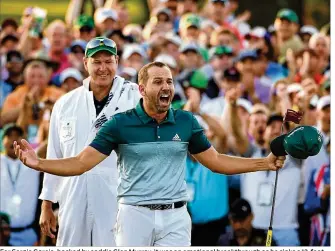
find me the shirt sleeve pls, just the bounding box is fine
[89,117,120,156]
[188,114,211,154]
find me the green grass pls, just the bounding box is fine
[0,0,149,25]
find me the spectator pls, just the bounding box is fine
[94,8,119,35]
[218,198,276,246]
[179,13,201,43]
[0,50,24,108]
[1,19,19,36]
[241,114,301,246]
[299,25,318,47]
[68,39,87,77]
[59,68,83,93]
[1,60,63,135]
[73,15,96,42]
[235,49,271,104]
[179,43,203,71]
[201,45,234,99]
[0,124,40,246]
[0,34,19,54]
[273,8,303,63]
[121,44,148,72]
[248,104,269,148]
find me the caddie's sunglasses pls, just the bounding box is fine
[87,38,116,49]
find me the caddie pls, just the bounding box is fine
[38,37,141,246]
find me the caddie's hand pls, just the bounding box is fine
[14,139,40,170]
[40,203,57,238]
[266,152,286,171]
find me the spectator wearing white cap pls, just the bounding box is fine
[244,27,267,50]
[160,32,182,61]
[179,43,203,71]
[299,25,318,47]
[59,68,83,93]
[119,67,137,82]
[94,8,118,35]
[121,44,147,72]
[308,33,330,73]
[123,24,143,43]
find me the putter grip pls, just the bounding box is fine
[266,229,273,247]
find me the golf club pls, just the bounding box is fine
[265,109,303,247]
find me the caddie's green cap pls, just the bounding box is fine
[180,14,201,30]
[276,9,299,23]
[85,37,117,57]
[270,126,323,159]
[74,15,95,30]
[209,45,234,59]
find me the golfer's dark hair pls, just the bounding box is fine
[138,61,169,86]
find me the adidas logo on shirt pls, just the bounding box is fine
[172,134,181,141]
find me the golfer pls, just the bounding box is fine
[38,37,141,246]
[14,62,285,247]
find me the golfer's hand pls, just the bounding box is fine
[266,153,286,171]
[14,139,40,170]
[40,202,57,238]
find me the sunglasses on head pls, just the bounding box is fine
[87,38,116,50]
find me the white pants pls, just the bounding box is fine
[115,204,191,246]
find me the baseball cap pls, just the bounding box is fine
[245,26,267,39]
[229,199,252,220]
[236,49,258,62]
[179,43,200,54]
[276,8,299,23]
[95,8,118,24]
[6,50,23,63]
[180,14,201,30]
[154,54,177,69]
[60,68,83,83]
[317,95,330,110]
[270,125,323,159]
[74,15,95,30]
[85,37,117,57]
[237,99,252,114]
[287,83,303,94]
[153,7,172,20]
[122,44,147,60]
[300,25,318,35]
[177,69,208,90]
[164,33,182,47]
[222,67,241,82]
[70,39,87,53]
[24,52,60,72]
[209,45,233,59]
[2,123,24,139]
[120,67,137,78]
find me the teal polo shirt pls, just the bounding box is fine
[90,100,211,205]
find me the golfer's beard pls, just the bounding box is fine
[235,228,249,238]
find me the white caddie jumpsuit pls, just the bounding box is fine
[39,76,141,246]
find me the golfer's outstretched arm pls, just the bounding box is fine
[193,146,283,175]
[14,139,108,176]
[38,146,108,176]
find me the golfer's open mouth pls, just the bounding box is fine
[159,94,170,105]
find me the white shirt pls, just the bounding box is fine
[241,146,301,229]
[0,154,40,228]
